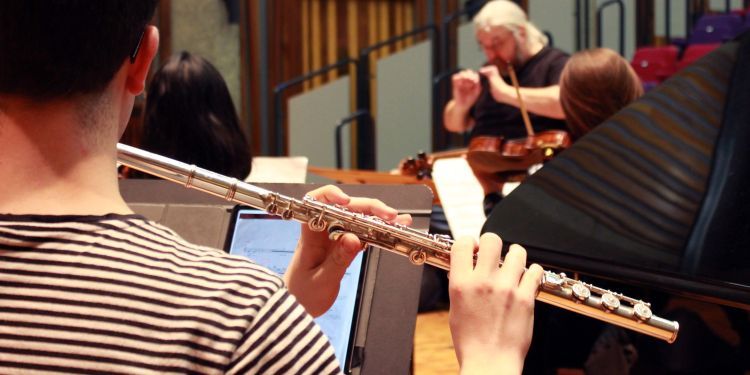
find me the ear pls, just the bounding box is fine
[126,25,159,95]
[517,25,527,41]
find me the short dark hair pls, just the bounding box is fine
[141,52,252,180]
[0,0,159,99]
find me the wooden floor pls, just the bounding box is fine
[413,310,585,375]
[413,308,750,375]
[413,310,459,374]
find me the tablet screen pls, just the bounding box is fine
[224,206,364,372]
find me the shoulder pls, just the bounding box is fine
[114,217,286,301]
[138,217,281,272]
[0,214,333,372]
[530,47,569,83]
[129,219,345,372]
[537,47,570,65]
[227,287,342,374]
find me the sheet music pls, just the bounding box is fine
[431,157,486,241]
[226,210,362,364]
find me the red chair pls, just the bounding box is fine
[631,45,680,84]
[677,43,721,71]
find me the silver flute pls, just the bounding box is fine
[117,143,679,343]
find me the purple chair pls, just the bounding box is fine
[688,14,743,44]
[642,81,659,92]
[738,14,750,36]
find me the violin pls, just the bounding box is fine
[398,148,469,179]
[466,130,570,178]
[465,62,571,188]
[397,130,570,185]
[399,151,432,179]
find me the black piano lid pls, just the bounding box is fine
[483,32,750,310]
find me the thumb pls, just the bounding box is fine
[318,233,362,282]
[478,65,495,74]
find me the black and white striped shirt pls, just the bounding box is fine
[0,213,342,374]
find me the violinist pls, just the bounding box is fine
[485,49,647,375]
[443,0,569,209]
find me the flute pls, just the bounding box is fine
[117,143,679,343]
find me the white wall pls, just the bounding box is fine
[376,41,433,171]
[528,0,747,58]
[529,0,635,59]
[529,0,577,54]
[171,0,241,112]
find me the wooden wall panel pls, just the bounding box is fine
[291,0,422,89]
[244,0,433,155]
[327,0,338,81]
[310,0,323,87]
[239,0,258,155]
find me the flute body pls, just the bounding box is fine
[117,143,679,343]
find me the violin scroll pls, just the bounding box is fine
[399,151,432,180]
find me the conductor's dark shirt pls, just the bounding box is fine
[470,46,569,140]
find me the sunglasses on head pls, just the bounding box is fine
[130,30,145,63]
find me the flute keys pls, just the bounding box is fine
[601,293,621,311]
[633,302,653,321]
[542,272,565,290]
[308,217,327,232]
[572,283,591,301]
[308,208,328,232]
[408,250,427,265]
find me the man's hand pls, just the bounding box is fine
[478,65,513,104]
[451,69,482,109]
[284,185,412,317]
[449,233,544,375]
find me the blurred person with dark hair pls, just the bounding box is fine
[140,51,251,180]
[0,1,542,374]
[559,48,644,141]
[0,1,400,373]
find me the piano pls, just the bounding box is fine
[482,32,750,374]
[484,33,750,310]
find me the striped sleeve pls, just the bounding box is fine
[0,214,345,374]
[226,288,342,375]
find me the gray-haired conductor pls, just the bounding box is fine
[443,0,570,197]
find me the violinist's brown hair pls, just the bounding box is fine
[559,48,643,140]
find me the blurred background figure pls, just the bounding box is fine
[559,48,644,141]
[499,47,644,375]
[443,0,569,208]
[138,51,252,180]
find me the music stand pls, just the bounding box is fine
[308,166,440,204]
[119,179,435,374]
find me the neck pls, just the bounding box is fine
[0,96,132,215]
[521,39,545,65]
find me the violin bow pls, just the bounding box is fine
[507,63,535,137]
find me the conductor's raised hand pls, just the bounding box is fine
[448,233,544,375]
[451,69,482,108]
[284,185,412,317]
